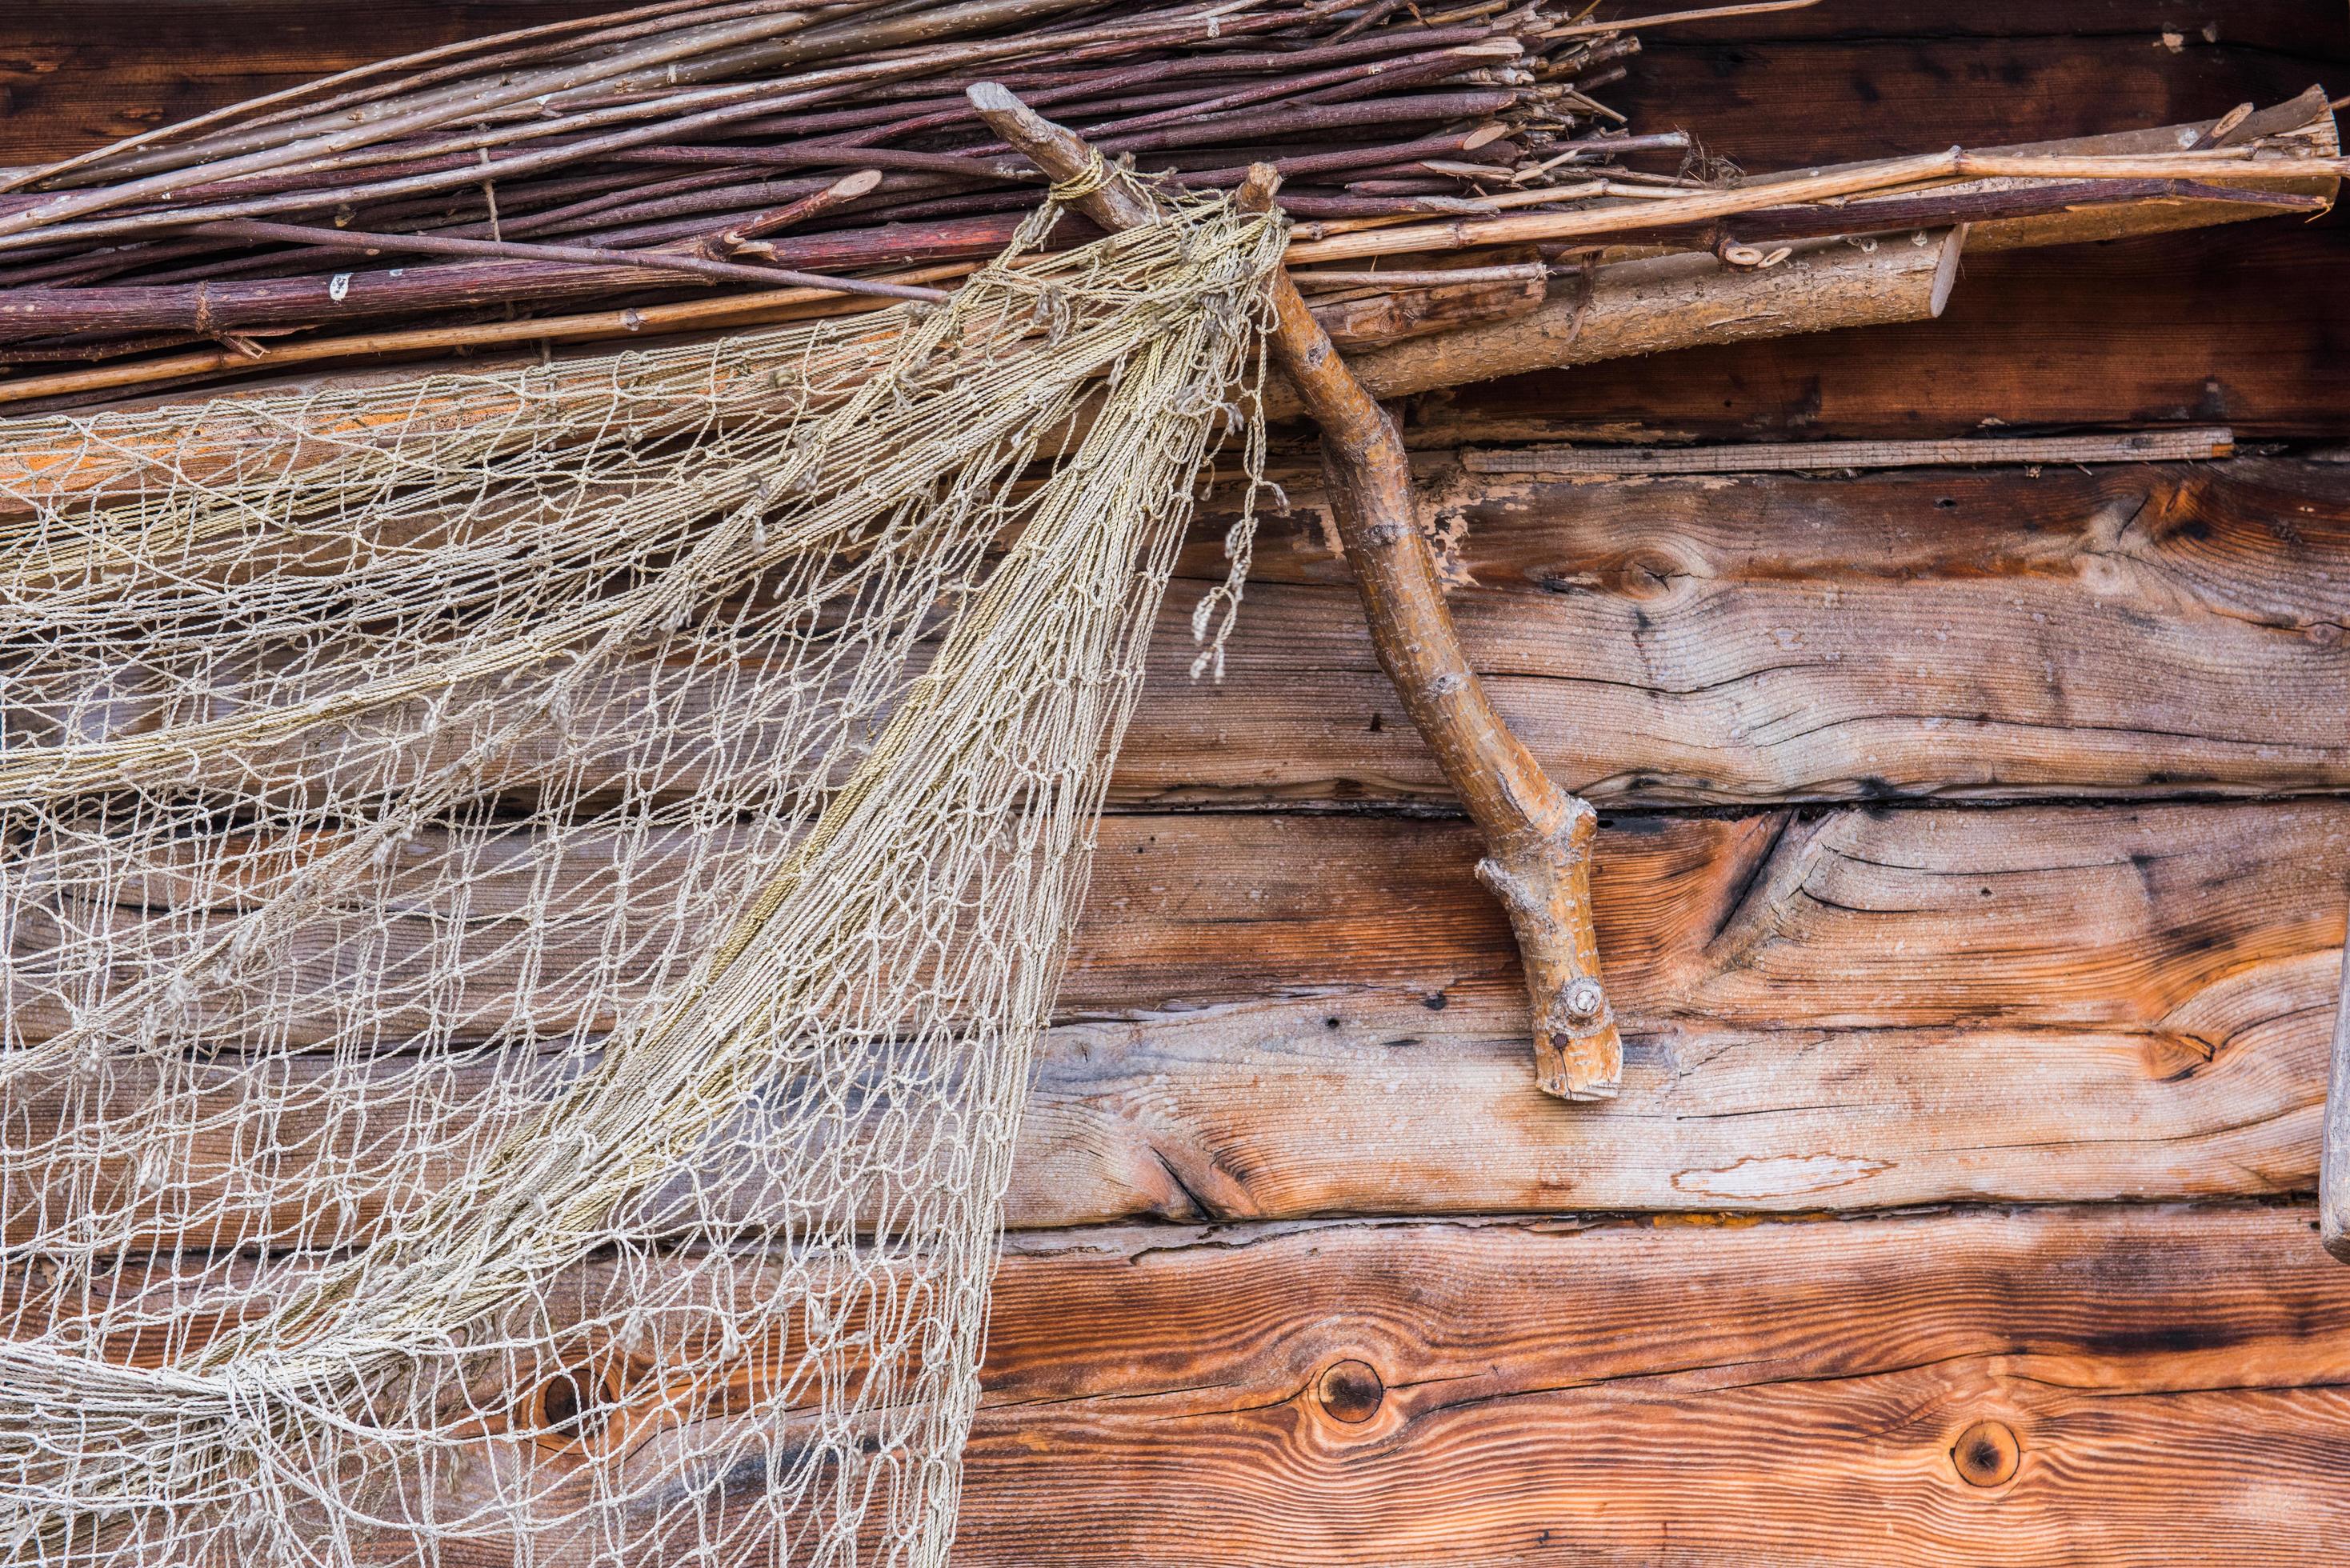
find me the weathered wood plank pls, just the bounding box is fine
[950,1206,2350,1566]
[1133,456,2350,805]
[1416,220,2350,444]
[24,458,2348,810]
[24,800,2345,1041]
[17,798,2345,1240]
[1611,34,2344,169]
[0,4,615,162]
[30,1206,2350,1562]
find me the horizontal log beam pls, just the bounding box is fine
[1425,214,2350,444]
[33,1206,2350,1562]
[1128,455,2350,805]
[16,796,2344,1245]
[958,1206,2350,1566]
[23,458,2348,811]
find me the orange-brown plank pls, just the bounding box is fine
[1132,457,2350,805]
[26,458,2348,811]
[951,1206,2350,1565]
[17,798,2343,1238]
[31,1206,2350,1564]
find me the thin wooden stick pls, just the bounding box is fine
[969,80,1625,1100]
[185,218,951,301]
[1293,264,1551,287]
[0,264,973,406]
[1283,148,2350,265]
[1543,0,1821,38]
[1464,426,2237,474]
[706,169,887,258]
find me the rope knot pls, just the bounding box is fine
[1048,149,1114,206]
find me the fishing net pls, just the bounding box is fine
[0,186,1282,1565]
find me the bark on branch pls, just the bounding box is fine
[967,82,1622,1099]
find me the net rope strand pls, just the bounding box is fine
[0,185,1284,1566]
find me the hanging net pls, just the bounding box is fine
[0,187,1282,1565]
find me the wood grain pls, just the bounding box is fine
[949,1206,2350,1566]
[1126,456,2350,805]
[33,1206,2350,1563]
[18,798,2345,1238]
[28,458,2343,812]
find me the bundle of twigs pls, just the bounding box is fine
[0,0,1746,367]
[0,0,2340,409]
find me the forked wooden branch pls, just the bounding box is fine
[968,82,1622,1100]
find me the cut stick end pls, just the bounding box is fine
[1929,223,1968,318]
[1476,826,1622,1108]
[1237,163,1283,214]
[1536,1022,1625,1103]
[965,82,1035,126]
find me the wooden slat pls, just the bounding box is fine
[17,797,2344,1238]
[25,458,2344,812]
[1462,426,2236,474]
[950,1206,2350,1566]
[33,1206,2350,1563]
[1127,456,2350,805]
[1418,220,2350,444]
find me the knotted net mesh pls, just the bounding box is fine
[0,190,1282,1565]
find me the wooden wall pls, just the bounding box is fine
[8,3,2350,1561]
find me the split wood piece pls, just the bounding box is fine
[966,82,1621,1100]
[1464,426,2235,476]
[2325,891,2350,1262]
[1263,226,1967,422]
[20,794,2350,1238]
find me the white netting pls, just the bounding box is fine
[0,189,1281,1565]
